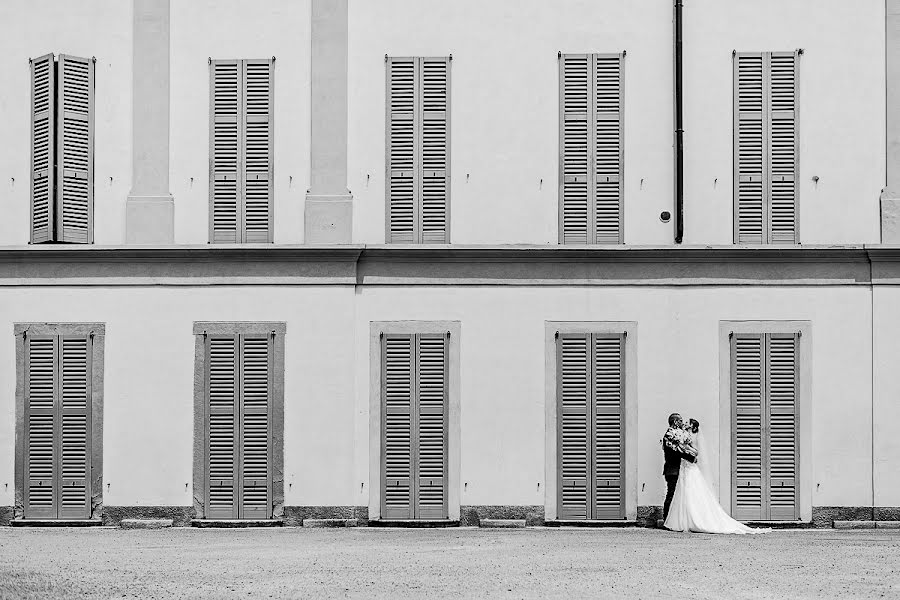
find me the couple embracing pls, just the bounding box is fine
[661,413,770,535]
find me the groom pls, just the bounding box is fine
[662,412,696,521]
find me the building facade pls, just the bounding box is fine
[0,0,898,526]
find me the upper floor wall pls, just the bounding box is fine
[0,0,887,246]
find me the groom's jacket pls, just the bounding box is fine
[662,429,695,478]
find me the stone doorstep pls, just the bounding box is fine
[655,519,812,529]
[11,519,102,527]
[478,519,526,528]
[302,519,359,528]
[191,519,283,528]
[368,519,460,528]
[120,519,173,530]
[546,520,639,528]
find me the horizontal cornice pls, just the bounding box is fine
[0,243,897,286]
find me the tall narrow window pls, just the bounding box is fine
[559,53,624,245]
[386,57,450,244]
[556,332,625,520]
[381,332,449,519]
[16,323,104,521]
[30,53,95,244]
[734,51,799,244]
[731,333,799,521]
[209,59,274,244]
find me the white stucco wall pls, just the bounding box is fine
[872,287,900,506]
[348,0,885,245]
[0,0,132,246]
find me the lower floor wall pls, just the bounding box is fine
[2,505,897,528]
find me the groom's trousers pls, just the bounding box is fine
[663,474,679,520]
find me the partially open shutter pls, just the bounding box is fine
[593,334,624,519]
[732,334,765,520]
[387,58,416,243]
[734,53,765,244]
[30,54,55,244]
[240,334,271,519]
[420,58,450,243]
[24,335,57,519]
[59,336,91,519]
[207,335,238,519]
[560,54,590,244]
[56,54,94,244]
[210,60,240,243]
[242,59,274,243]
[416,334,447,519]
[768,53,798,243]
[593,55,623,244]
[557,334,590,519]
[767,333,799,519]
[382,334,413,518]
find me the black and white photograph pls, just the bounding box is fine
[0,0,898,598]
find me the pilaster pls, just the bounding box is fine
[881,0,900,241]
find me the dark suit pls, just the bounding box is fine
[662,431,695,521]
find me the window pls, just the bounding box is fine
[559,53,624,245]
[731,332,799,520]
[385,57,450,244]
[29,54,95,244]
[734,51,799,244]
[15,323,104,521]
[193,322,285,521]
[209,59,274,244]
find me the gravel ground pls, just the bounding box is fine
[0,527,897,599]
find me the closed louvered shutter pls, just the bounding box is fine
[731,333,799,521]
[242,60,274,243]
[767,334,798,519]
[210,61,241,243]
[207,335,238,519]
[734,52,798,244]
[24,334,92,520]
[24,336,57,519]
[56,55,94,244]
[30,54,56,244]
[381,333,449,520]
[239,334,271,519]
[382,334,414,518]
[557,333,625,520]
[560,54,623,245]
[386,57,450,244]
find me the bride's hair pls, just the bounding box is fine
[689,418,700,433]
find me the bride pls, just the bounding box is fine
[664,419,771,535]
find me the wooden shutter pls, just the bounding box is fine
[382,334,414,518]
[767,334,799,519]
[557,333,625,520]
[239,334,272,519]
[56,55,94,244]
[560,53,623,245]
[415,334,448,518]
[24,336,57,518]
[30,54,56,244]
[734,52,798,244]
[210,60,241,243]
[206,335,238,518]
[731,332,799,521]
[242,59,274,243]
[24,334,92,520]
[593,334,625,519]
[386,57,450,244]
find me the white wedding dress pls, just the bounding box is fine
[664,452,771,535]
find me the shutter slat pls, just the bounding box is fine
[207,336,238,518]
[211,61,241,243]
[732,335,764,520]
[240,335,270,518]
[57,55,94,244]
[30,54,55,243]
[59,336,90,519]
[560,55,590,244]
[558,334,589,519]
[382,335,413,518]
[242,60,274,243]
[592,334,624,519]
[415,334,447,518]
[25,336,57,518]
[387,59,416,243]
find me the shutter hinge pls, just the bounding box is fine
[623,331,627,339]
[379,331,384,339]
[203,330,208,339]
[207,57,212,65]
[271,55,276,63]
[797,48,805,56]
[729,331,734,339]
[732,49,737,57]
[448,54,453,61]
[89,331,95,341]
[621,50,626,58]
[555,331,560,339]
[557,51,561,60]
[446,330,450,339]
[21,329,27,340]
[384,54,388,63]
[797,330,802,338]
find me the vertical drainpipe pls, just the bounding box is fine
[674,0,685,243]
